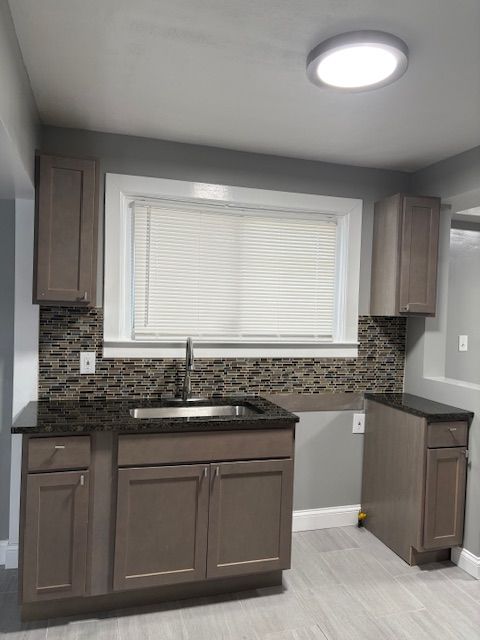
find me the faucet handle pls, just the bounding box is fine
[186,337,194,370]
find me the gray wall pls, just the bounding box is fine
[0,200,15,540]
[41,126,411,315]
[294,412,363,510]
[406,143,480,557]
[0,1,37,548]
[411,144,480,199]
[0,0,38,189]
[445,224,480,385]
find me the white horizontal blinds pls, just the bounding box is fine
[132,201,337,341]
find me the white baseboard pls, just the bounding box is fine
[0,540,6,566]
[451,546,480,580]
[292,504,360,532]
[0,542,19,569]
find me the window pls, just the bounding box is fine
[104,175,362,358]
[133,200,337,342]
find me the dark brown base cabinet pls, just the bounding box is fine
[362,400,468,566]
[206,459,293,579]
[19,428,295,619]
[22,471,89,602]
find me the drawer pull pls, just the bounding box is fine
[215,466,220,477]
[448,428,457,432]
[80,474,85,486]
[203,467,208,478]
[54,445,66,450]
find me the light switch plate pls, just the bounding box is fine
[80,351,96,374]
[458,335,468,352]
[352,413,365,434]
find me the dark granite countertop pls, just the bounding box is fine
[12,396,299,435]
[365,393,474,423]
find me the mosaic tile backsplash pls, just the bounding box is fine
[38,308,406,400]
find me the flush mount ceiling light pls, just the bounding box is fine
[306,30,408,91]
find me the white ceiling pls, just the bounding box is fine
[9,0,480,171]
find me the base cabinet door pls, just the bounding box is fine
[22,471,89,602]
[423,448,467,549]
[207,459,293,579]
[113,464,209,591]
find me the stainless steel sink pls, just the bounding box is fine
[129,404,259,419]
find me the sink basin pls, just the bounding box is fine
[129,404,260,419]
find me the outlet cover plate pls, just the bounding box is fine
[80,352,96,374]
[352,413,365,434]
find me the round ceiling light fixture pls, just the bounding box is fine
[306,30,408,91]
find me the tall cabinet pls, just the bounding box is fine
[370,194,440,316]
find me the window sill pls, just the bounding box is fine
[102,342,359,359]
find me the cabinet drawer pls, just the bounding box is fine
[28,436,91,472]
[427,422,468,448]
[118,428,294,467]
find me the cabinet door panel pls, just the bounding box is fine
[113,465,209,591]
[35,155,97,304]
[22,471,89,602]
[423,448,467,549]
[399,196,440,315]
[207,459,293,579]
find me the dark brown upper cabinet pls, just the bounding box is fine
[34,154,98,306]
[370,194,440,316]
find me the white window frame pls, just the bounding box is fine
[104,174,362,358]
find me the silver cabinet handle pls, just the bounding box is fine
[80,474,85,486]
[215,466,220,477]
[448,427,457,432]
[54,445,66,450]
[203,467,208,478]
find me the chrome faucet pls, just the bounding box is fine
[182,337,194,401]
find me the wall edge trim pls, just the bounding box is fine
[451,546,480,580]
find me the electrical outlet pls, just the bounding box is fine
[458,335,468,352]
[80,351,96,374]
[352,413,365,434]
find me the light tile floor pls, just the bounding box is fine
[1,526,479,639]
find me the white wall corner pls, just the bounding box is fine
[0,540,7,566]
[0,541,17,569]
[4,543,18,570]
[292,504,360,532]
[451,546,480,580]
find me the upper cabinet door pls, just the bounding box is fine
[34,155,98,305]
[207,459,293,579]
[398,196,440,315]
[113,464,209,591]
